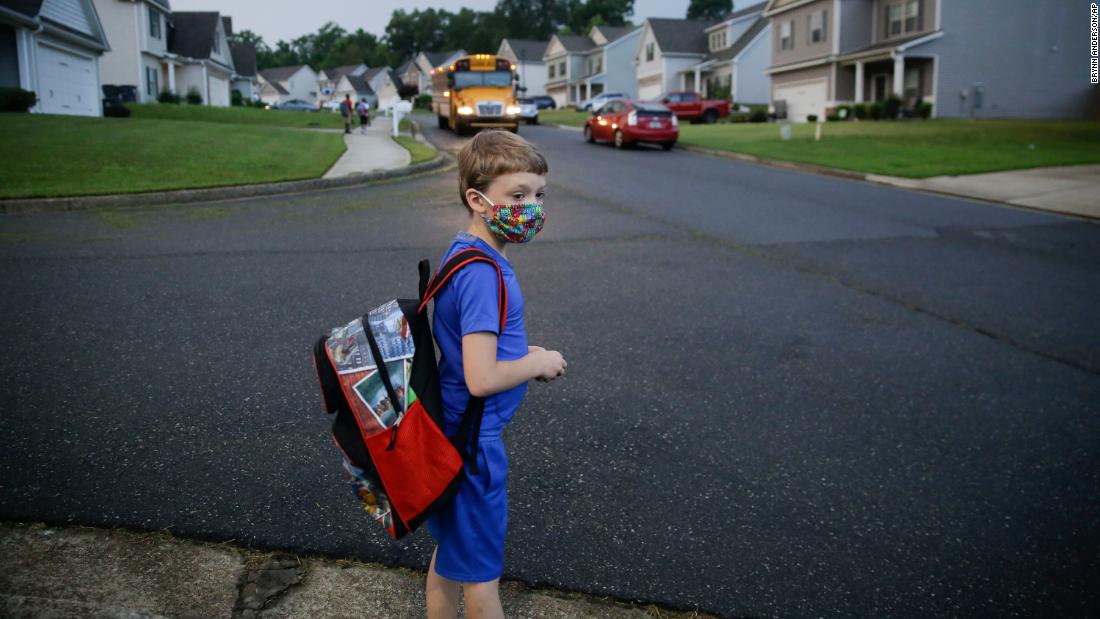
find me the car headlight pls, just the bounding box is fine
[506,105,521,115]
[457,106,474,115]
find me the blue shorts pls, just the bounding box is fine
[426,436,508,582]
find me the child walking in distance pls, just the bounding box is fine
[426,130,567,619]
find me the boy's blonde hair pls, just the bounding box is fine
[458,130,548,213]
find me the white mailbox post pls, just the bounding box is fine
[392,100,413,137]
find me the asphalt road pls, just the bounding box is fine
[2,118,1098,618]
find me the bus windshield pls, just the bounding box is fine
[453,70,512,89]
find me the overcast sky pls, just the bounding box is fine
[170,0,693,46]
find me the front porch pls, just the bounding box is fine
[677,61,732,99]
[571,78,604,104]
[835,54,935,113]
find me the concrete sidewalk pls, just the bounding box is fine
[322,116,411,179]
[1,522,712,619]
[866,164,1100,220]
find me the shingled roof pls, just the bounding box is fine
[708,16,769,62]
[345,74,375,96]
[554,34,594,53]
[723,1,768,22]
[259,65,307,83]
[648,18,713,55]
[592,25,636,43]
[229,41,256,77]
[168,12,221,60]
[0,0,43,17]
[502,38,549,61]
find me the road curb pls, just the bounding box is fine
[0,150,447,214]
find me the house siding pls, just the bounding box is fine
[734,26,772,104]
[95,0,141,89]
[871,0,937,44]
[141,3,167,57]
[663,55,701,93]
[602,29,641,98]
[918,0,1091,119]
[41,0,94,36]
[771,0,833,66]
[837,0,872,53]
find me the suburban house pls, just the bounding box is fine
[222,17,258,102]
[257,64,316,106]
[413,49,464,94]
[542,34,589,107]
[1,0,110,116]
[763,0,1092,122]
[395,57,419,93]
[317,63,366,106]
[94,0,175,104]
[363,65,398,108]
[497,38,547,97]
[690,2,772,104]
[333,73,373,107]
[633,18,714,101]
[575,24,642,102]
[167,11,234,106]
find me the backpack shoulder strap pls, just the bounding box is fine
[417,247,508,335]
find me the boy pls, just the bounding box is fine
[426,130,567,619]
[357,98,370,133]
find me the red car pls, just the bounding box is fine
[583,99,679,150]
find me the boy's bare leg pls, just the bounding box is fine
[463,579,504,619]
[427,547,460,619]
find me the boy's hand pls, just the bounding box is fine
[530,348,566,382]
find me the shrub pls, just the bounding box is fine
[103,99,131,117]
[231,89,243,106]
[852,103,867,119]
[158,90,180,104]
[916,101,933,119]
[868,102,884,119]
[836,104,852,120]
[185,87,203,104]
[415,93,432,109]
[749,109,768,123]
[0,87,37,112]
[807,114,818,122]
[884,95,901,119]
[826,113,840,121]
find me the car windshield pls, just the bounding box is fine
[518,98,534,103]
[453,70,512,88]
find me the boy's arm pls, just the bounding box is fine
[462,332,564,397]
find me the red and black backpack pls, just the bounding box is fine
[311,248,506,539]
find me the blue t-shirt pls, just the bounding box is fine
[433,231,528,438]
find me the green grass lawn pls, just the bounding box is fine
[539,108,589,127]
[392,136,436,165]
[678,119,1100,178]
[0,113,346,198]
[130,103,345,129]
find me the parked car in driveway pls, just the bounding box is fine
[583,99,678,150]
[580,92,625,111]
[270,99,316,112]
[657,91,730,124]
[517,98,539,124]
[531,95,556,109]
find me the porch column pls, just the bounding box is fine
[680,73,686,91]
[854,61,864,103]
[167,61,176,93]
[694,67,701,94]
[586,80,591,100]
[202,63,209,104]
[892,54,904,98]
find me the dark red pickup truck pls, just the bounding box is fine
[658,91,731,124]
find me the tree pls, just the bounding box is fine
[493,0,568,40]
[565,0,634,34]
[686,0,733,21]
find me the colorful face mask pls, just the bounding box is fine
[474,189,546,244]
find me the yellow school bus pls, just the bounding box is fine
[431,54,520,135]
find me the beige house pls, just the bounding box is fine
[94,0,174,103]
[632,18,713,101]
[763,0,940,121]
[542,34,590,108]
[413,50,465,95]
[317,63,367,108]
[497,38,548,97]
[257,64,317,106]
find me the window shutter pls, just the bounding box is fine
[823,10,828,41]
[806,15,811,45]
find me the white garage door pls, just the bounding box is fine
[208,76,229,107]
[37,44,98,116]
[637,80,663,102]
[773,78,826,122]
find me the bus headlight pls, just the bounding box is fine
[505,105,521,116]
[458,106,474,115]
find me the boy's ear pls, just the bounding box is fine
[465,188,489,215]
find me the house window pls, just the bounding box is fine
[548,64,555,78]
[809,10,827,43]
[148,7,160,39]
[780,20,793,50]
[887,0,921,37]
[558,61,565,76]
[645,42,654,62]
[212,35,220,55]
[145,66,158,97]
